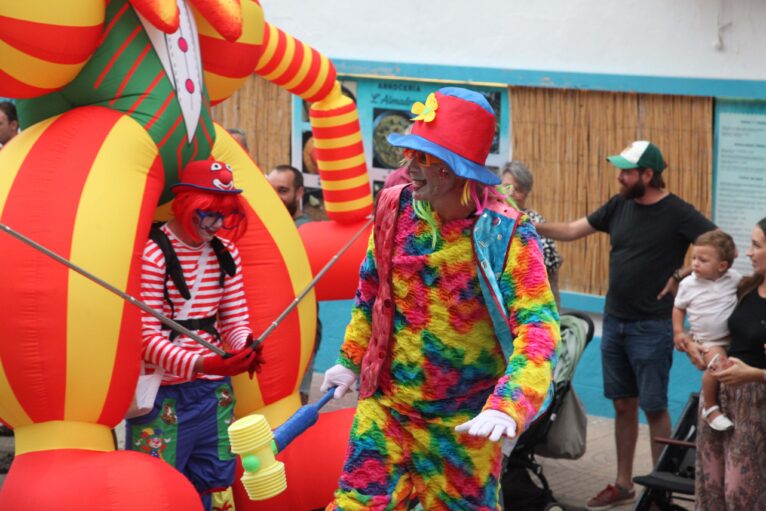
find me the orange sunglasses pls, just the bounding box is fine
[403,149,443,166]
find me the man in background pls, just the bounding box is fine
[226,127,248,153]
[536,141,715,510]
[0,101,19,148]
[267,164,310,226]
[267,164,320,403]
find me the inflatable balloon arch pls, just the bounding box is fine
[0,1,374,509]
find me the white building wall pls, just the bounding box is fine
[261,0,765,81]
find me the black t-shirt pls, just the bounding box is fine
[727,291,766,369]
[587,193,715,320]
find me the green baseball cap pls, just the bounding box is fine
[606,141,667,173]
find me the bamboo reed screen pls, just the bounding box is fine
[210,75,292,174]
[509,87,714,296]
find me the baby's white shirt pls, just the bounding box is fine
[674,269,742,343]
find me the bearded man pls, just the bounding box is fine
[536,140,715,510]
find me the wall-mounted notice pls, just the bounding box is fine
[714,100,766,275]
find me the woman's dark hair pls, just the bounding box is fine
[737,217,766,299]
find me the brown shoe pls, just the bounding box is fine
[586,484,635,510]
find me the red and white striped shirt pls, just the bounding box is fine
[141,224,252,384]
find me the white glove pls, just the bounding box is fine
[455,410,517,442]
[320,364,358,399]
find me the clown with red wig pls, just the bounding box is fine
[321,88,560,510]
[126,160,262,510]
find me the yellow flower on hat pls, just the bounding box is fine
[410,93,438,122]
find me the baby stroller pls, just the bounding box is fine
[501,312,595,511]
[631,392,698,510]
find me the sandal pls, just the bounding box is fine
[701,405,734,431]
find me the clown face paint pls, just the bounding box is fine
[408,158,462,204]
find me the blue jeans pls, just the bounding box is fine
[601,313,673,413]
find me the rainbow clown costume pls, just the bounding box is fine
[321,88,561,510]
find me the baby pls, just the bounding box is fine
[673,230,741,431]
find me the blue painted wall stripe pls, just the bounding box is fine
[334,59,766,100]
[560,291,605,314]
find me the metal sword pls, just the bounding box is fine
[1,217,373,354]
[251,216,373,348]
[0,222,227,357]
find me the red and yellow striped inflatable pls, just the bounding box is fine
[0,1,104,97]
[310,84,372,223]
[0,107,205,509]
[0,1,364,509]
[0,108,159,443]
[208,127,318,424]
[201,9,373,222]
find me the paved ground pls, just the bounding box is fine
[0,374,694,510]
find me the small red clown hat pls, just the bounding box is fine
[171,160,243,195]
[387,87,500,185]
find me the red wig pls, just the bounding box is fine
[171,189,249,244]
